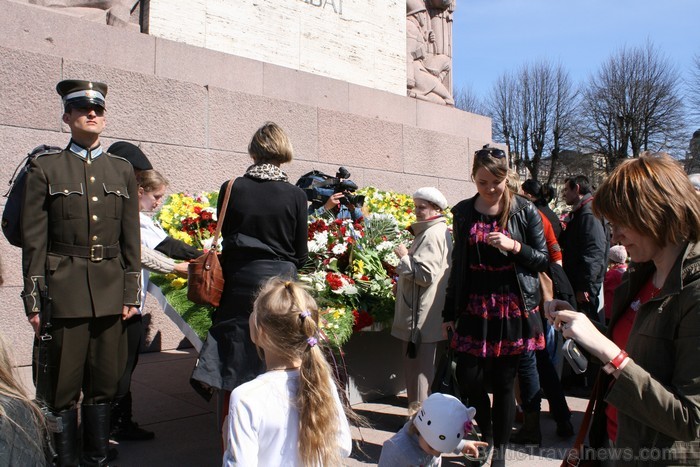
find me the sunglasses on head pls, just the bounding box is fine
[475,148,506,159]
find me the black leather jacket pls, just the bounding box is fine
[442,195,549,322]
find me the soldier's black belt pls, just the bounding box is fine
[50,242,120,262]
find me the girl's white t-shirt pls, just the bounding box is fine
[223,369,352,466]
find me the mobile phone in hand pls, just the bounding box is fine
[562,339,588,374]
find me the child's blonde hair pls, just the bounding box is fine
[136,169,169,193]
[252,278,342,466]
[0,333,47,458]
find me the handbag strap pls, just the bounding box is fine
[572,371,603,451]
[211,179,235,250]
[410,274,419,335]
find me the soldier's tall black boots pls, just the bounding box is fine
[54,408,79,467]
[81,403,113,467]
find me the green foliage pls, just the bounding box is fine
[149,274,213,341]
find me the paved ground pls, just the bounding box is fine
[17,349,590,466]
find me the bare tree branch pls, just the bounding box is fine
[453,85,488,115]
[487,60,579,182]
[579,42,685,169]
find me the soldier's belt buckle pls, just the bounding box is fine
[90,244,104,262]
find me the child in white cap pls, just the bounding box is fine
[378,393,487,466]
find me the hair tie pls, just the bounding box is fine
[300,310,311,321]
[306,336,318,348]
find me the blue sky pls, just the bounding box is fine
[452,0,700,101]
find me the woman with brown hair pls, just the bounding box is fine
[442,146,548,466]
[547,152,700,465]
[191,122,309,420]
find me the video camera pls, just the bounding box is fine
[296,167,365,209]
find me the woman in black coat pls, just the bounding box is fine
[191,123,308,416]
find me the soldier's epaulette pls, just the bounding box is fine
[105,152,132,165]
[32,145,63,159]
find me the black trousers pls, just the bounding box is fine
[116,314,143,398]
[456,353,521,450]
[37,315,126,411]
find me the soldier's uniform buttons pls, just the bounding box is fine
[90,176,95,182]
[87,159,92,165]
[92,236,98,241]
[92,215,98,221]
[92,196,98,202]
[116,190,121,194]
[64,189,69,194]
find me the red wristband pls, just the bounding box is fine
[603,350,628,374]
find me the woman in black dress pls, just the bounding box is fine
[442,147,548,466]
[191,122,308,420]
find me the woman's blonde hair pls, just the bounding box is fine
[251,278,342,466]
[136,169,169,192]
[248,122,294,165]
[593,152,700,248]
[0,333,47,457]
[471,148,513,228]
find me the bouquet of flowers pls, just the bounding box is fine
[155,192,219,249]
[300,212,408,347]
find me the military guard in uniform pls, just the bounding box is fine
[20,80,141,466]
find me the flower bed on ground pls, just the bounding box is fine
[148,187,451,349]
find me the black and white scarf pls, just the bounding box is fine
[244,163,289,182]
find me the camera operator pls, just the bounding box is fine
[310,191,364,221]
[299,167,364,222]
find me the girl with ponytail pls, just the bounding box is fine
[223,277,352,466]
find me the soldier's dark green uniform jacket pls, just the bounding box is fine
[20,142,141,318]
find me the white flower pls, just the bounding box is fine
[308,239,326,254]
[376,241,394,252]
[313,231,329,244]
[332,243,348,255]
[383,252,400,267]
[338,284,358,295]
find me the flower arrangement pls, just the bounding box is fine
[358,186,452,228]
[149,186,448,350]
[358,187,416,228]
[300,212,409,347]
[155,192,219,249]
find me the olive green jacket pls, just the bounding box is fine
[591,242,700,465]
[21,147,141,317]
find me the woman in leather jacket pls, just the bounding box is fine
[442,147,548,467]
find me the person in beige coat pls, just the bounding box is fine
[392,187,453,405]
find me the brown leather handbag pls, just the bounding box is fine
[187,179,233,307]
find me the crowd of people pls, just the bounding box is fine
[2,78,699,466]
